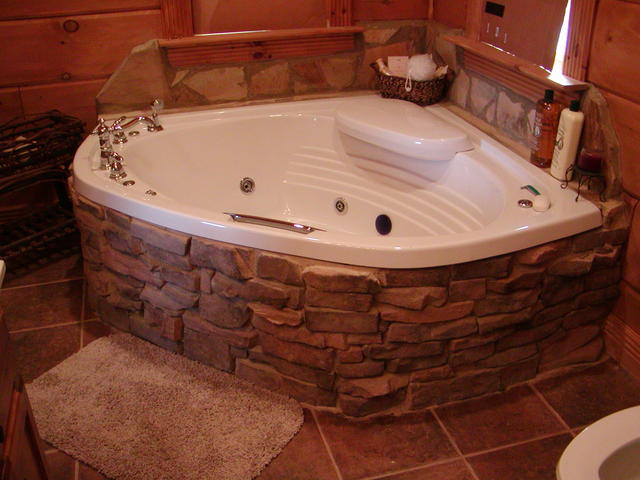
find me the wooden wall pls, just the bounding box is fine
[192,0,326,34]
[0,1,165,129]
[589,0,640,376]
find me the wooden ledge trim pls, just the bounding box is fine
[445,35,589,103]
[160,27,364,68]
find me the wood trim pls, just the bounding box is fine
[160,0,193,38]
[563,0,597,80]
[159,27,363,68]
[604,313,640,380]
[445,35,588,103]
[465,0,483,41]
[328,0,353,26]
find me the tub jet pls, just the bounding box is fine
[376,214,392,235]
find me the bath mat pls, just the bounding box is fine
[27,333,303,480]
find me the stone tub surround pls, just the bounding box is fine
[96,20,427,115]
[72,188,629,417]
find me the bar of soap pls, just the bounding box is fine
[533,195,551,212]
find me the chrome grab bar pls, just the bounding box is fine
[223,212,325,234]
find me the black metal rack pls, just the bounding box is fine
[0,111,84,279]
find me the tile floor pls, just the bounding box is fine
[2,254,640,480]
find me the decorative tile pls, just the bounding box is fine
[257,410,338,480]
[467,433,572,480]
[534,360,640,428]
[11,324,81,381]
[435,384,564,454]
[315,411,456,480]
[0,280,83,331]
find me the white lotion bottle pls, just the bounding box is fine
[550,100,584,181]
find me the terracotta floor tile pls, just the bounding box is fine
[81,321,113,347]
[381,459,474,480]
[0,279,83,331]
[78,462,110,480]
[11,324,81,381]
[315,410,457,480]
[257,410,339,480]
[467,433,572,480]
[534,361,640,428]
[45,449,76,480]
[435,384,565,454]
[5,254,84,288]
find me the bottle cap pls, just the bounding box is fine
[569,100,580,112]
[544,89,554,102]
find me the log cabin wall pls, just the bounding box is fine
[0,1,167,129]
[589,0,640,378]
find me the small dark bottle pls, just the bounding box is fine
[530,89,562,168]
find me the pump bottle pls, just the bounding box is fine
[530,89,561,168]
[550,100,584,180]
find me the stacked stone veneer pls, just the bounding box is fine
[73,191,628,417]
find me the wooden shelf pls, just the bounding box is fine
[444,34,589,103]
[159,27,364,68]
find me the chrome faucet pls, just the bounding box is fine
[106,151,127,180]
[111,99,164,136]
[95,118,113,170]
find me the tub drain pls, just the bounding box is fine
[334,197,348,214]
[240,177,255,194]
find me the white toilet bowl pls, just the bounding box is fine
[557,405,640,480]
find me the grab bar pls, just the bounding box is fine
[223,212,325,234]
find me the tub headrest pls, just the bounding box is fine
[336,97,473,162]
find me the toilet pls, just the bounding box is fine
[557,405,640,480]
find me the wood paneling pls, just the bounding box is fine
[478,0,567,70]
[160,0,193,38]
[563,0,597,80]
[0,11,162,87]
[192,0,326,34]
[0,88,23,124]
[602,90,640,198]
[605,312,640,380]
[329,0,353,26]
[20,79,108,131]
[160,27,362,67]
[589,0,640,103]
[432,0,468,29]
[0,0,159,20]
[353,0,427,21]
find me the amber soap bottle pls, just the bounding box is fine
[530,89,561,168]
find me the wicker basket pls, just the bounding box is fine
[371,63,447,106]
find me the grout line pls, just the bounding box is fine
[9,321,82,335]
[529,381,573,432]
[431,407,481,480]
[79,279,87,348]
[360,457,462,480]
[310,409,345,480]
[462,430,569,459]
[1,276,84,291]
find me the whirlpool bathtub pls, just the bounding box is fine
[73,95,601,268]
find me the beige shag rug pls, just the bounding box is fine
[27,334,303,480]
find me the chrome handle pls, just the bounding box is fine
[223,212,325,235]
